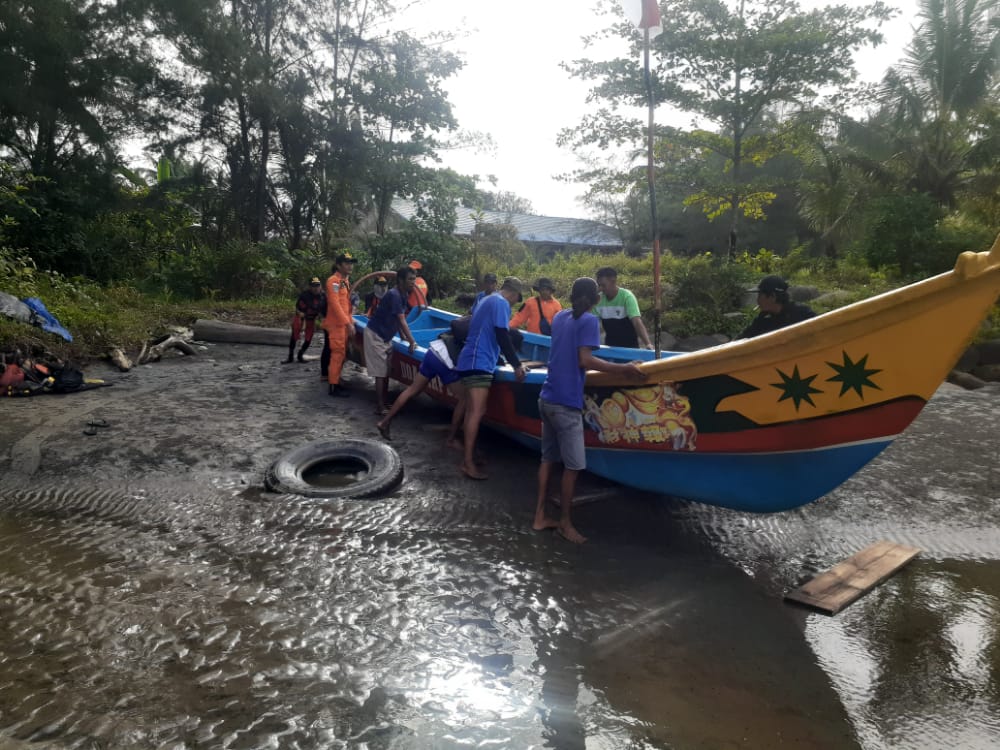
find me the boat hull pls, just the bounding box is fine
[351,236,1000,512]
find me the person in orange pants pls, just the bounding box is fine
[323,252,356,397]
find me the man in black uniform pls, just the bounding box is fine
[737,275,815,339]
[283,277,327,363]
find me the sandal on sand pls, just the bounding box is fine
[83,426,98,436]
[87,418,109,428]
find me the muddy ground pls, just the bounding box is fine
[1,341,998,749]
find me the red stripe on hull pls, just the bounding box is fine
[693,398,926,452]
[382,350,926,456]
[485,384,925,455]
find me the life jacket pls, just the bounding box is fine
[408,277,429,309]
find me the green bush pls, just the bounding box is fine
[149,239,298,300]
[857,194,946,276]
[364,228,470,300]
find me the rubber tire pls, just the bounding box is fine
[264,438,404,499]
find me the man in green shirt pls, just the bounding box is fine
[593,267,653,349]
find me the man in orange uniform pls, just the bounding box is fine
[406,260,430,311]
[509,277,562,335]
[323,251,357,397]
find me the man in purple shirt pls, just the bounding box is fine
[534,277,644,543]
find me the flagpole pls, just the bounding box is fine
[643,27,661,357]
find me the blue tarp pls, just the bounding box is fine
[22,297,73,342]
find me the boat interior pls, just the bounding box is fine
[401,307,683,368]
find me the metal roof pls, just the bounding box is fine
[391,198,622,248]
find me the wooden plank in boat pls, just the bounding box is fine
[784,540,920,615]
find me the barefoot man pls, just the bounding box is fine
[375,331,466,446]
[455,276,527,480]
[534,277,645,543]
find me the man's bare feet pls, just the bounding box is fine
[448,440,486,465]
[376,421,391,440]
[557,523,587,544]
[460,463,488,480]
[532,516,560,532]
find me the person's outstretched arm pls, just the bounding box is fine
[579,348,645,380]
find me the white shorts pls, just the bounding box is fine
[363,326,393,377]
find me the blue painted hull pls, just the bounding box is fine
[496,425,893,512]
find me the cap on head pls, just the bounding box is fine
[501,276,524,302]
[408,260,422,270]
[335,251,356,265]
[533,277,556,292]
[375,276,387,284]
[483,272,498,284]
[752,275,789,296]
[309,276,322,285]
[570,277,599,304]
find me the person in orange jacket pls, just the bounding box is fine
[406,260,430,311]
[509,277,562,335]
[321,251,357,397]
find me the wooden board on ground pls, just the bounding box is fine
[785,540,920,615]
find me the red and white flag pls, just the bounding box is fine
[622,0,663,39]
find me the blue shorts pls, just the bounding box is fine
[539,399,586,471]
[419,350,459,385]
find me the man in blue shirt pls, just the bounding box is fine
[456,276,526,480]
[470,272,498,313]
[365,266,418,415]
[534,277,644,543]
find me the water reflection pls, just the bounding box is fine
[0,384,997,747]
[802,562,1000,750]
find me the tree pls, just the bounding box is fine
[563,0,894,257]
[794,0,999,266]
[359,32,460,235]
[0,0,178,273]
[875,0,1000,208]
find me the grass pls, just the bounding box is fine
[1,294,289,365]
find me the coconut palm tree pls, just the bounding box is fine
[876,0,1000,207]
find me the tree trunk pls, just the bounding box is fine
[254,0,274,243]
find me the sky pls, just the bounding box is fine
[396,0,921,219]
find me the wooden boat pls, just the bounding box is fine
[350,236,1000,512]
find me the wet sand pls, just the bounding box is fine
[0,342,998,748]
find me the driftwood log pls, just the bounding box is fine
[192,319,288,347]
[108,328,200,372]
[138,334,197,364]
[108,347,133,371]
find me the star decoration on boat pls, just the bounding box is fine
[771,365,823,410]
[826,351,882,398]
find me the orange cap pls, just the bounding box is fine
[408,260,422,270]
